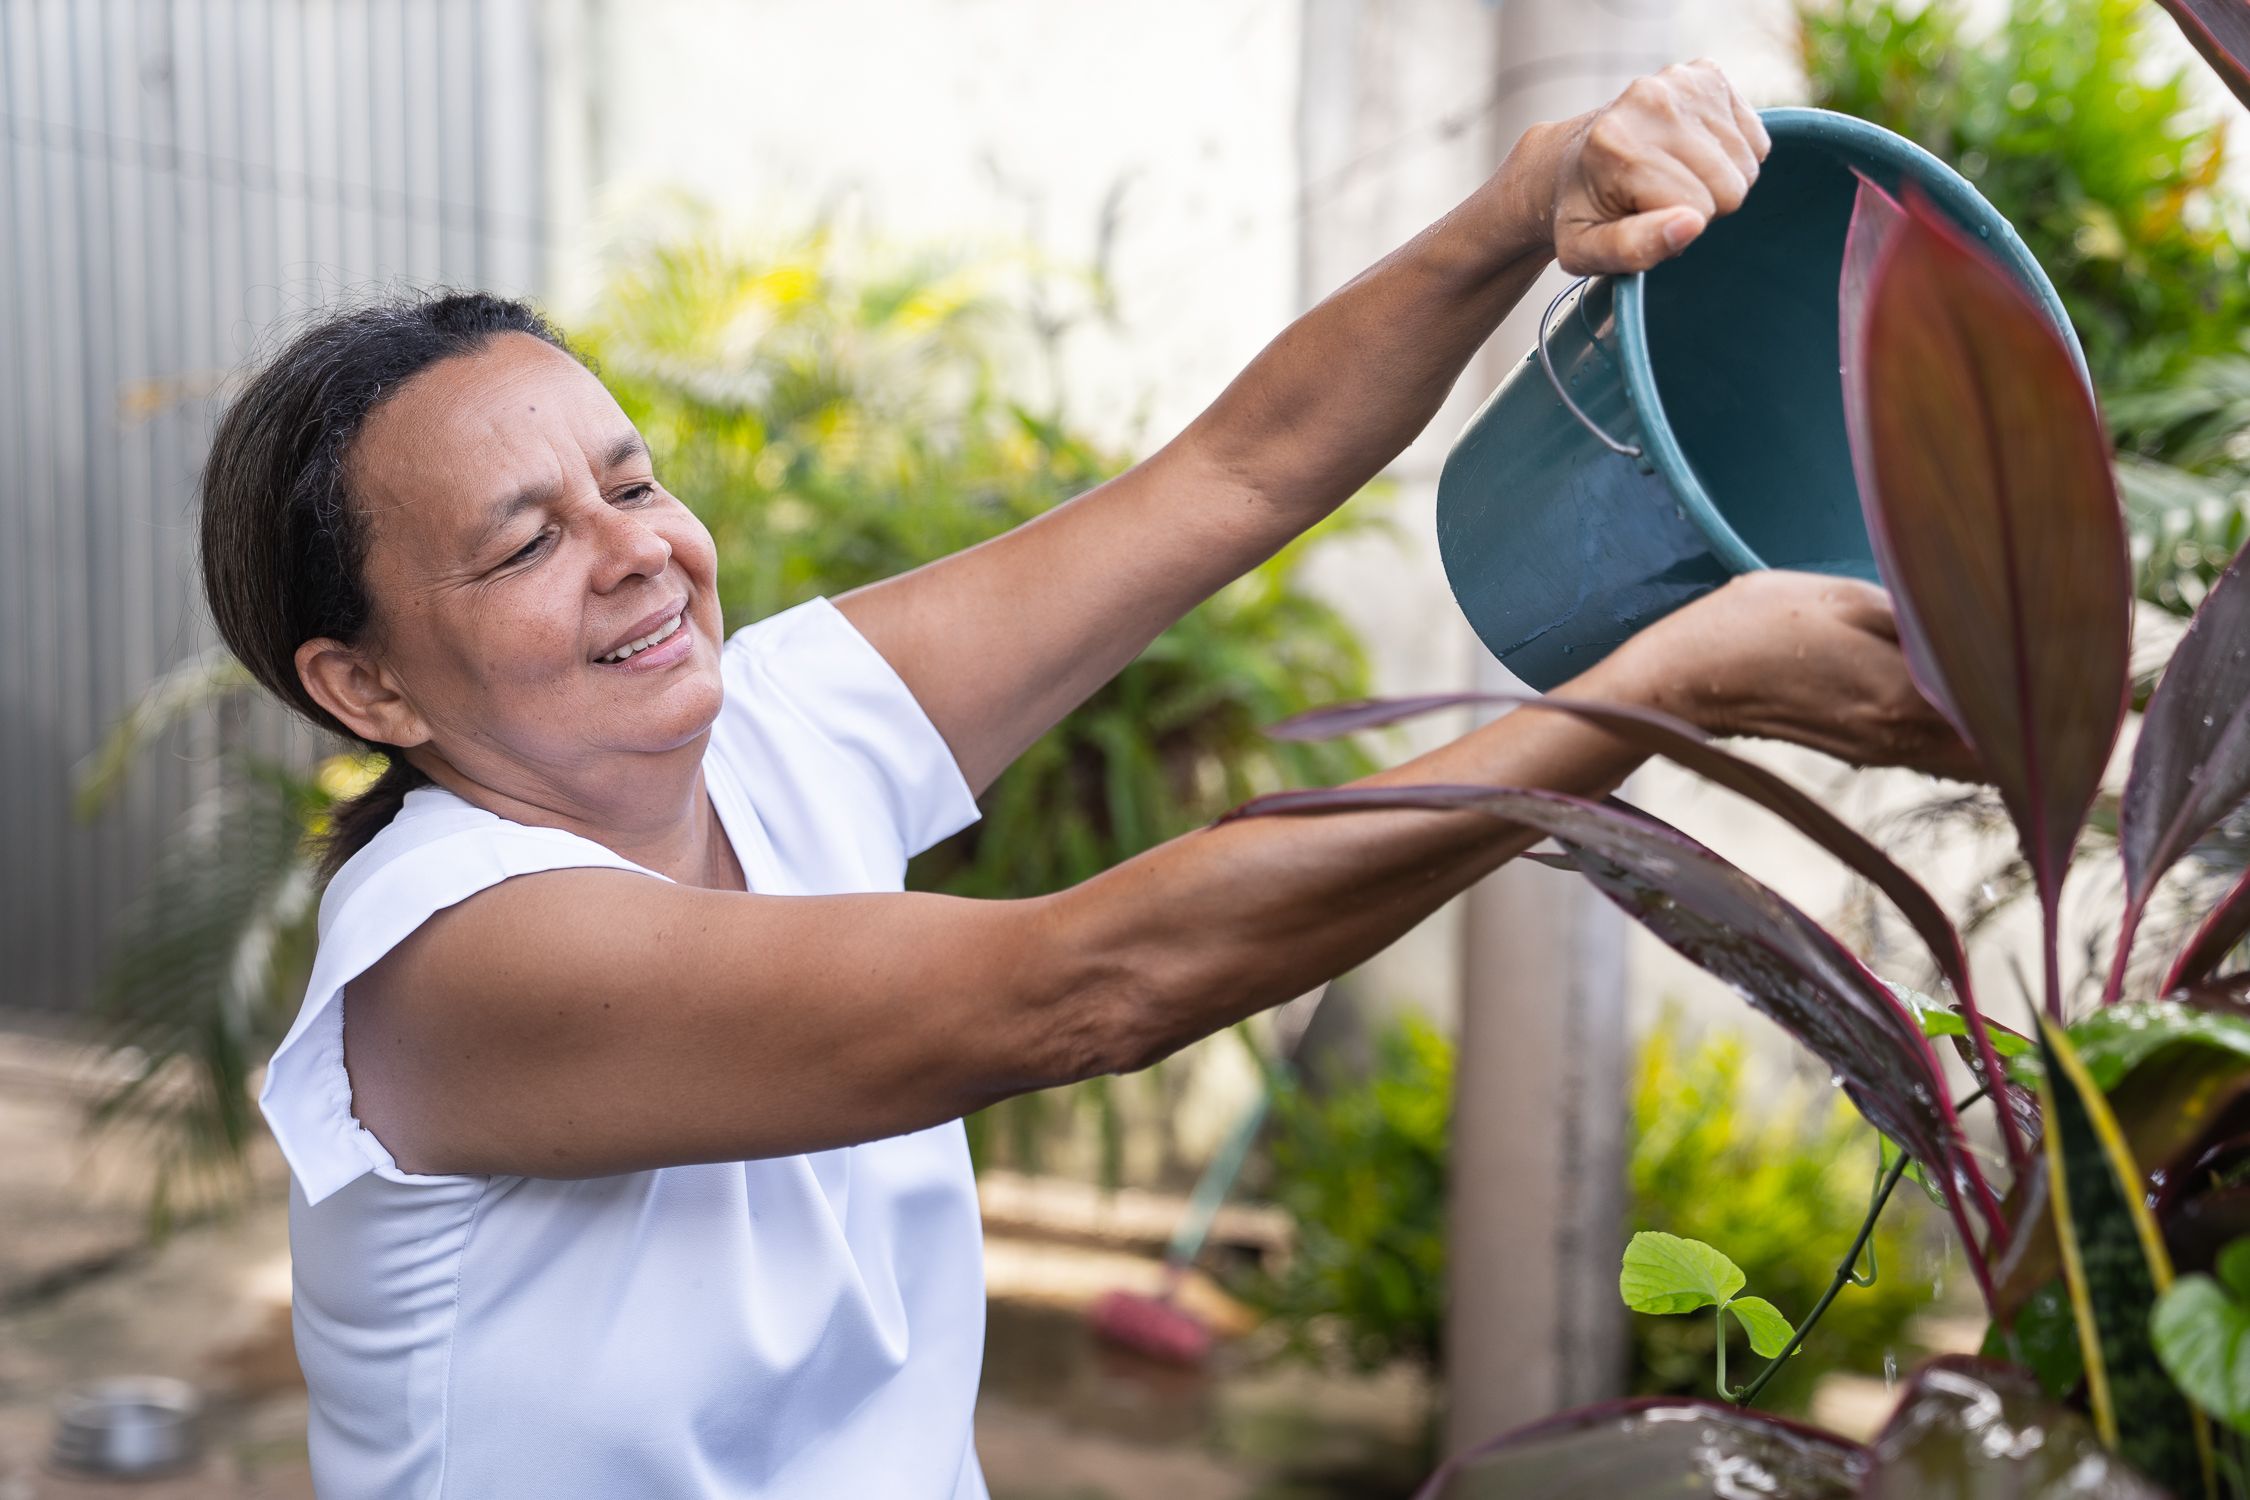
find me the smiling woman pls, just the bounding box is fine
[197,63,1975,1500]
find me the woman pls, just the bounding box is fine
[209,64,1958,1498]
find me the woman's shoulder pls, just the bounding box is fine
[319,784,646,936]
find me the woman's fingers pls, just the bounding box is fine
[1551,61,1769,275]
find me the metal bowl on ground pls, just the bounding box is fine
[48,1376,204,1478]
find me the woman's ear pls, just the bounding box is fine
[295,638,428,749]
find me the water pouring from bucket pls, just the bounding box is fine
[1437,107,2086,693]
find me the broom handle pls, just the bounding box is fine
[1164,1087,1271,1268]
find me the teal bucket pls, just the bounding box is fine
[1437,107,2085,691]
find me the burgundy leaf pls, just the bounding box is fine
[1272,691,2026,1169]
[2165,863,2250,993]
[1863,1355,2169,1497]
[1841,184,2132,994]
[2117,544,2250,992]
[1414,1397,1867,1500]
[1228,781,2003,1261]
[2152,0,2250,112]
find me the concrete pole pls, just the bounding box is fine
[1440,2,1678,1458]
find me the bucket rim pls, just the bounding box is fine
[1613,105,2088,577]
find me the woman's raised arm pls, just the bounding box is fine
[343,574,1961,1180]
[837,62,1770,795]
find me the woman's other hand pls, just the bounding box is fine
[1523,60,1772,275]
[1597,571,1979,780]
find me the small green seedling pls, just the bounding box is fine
[1620,1231,1794,1400]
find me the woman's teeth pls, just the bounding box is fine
[599,613,683,663]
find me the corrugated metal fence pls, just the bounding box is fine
[0,0,548,1014]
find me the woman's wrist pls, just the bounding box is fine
[1466,115,1583,270]
[1572,608,1748,737]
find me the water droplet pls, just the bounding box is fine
[1829,1072,1845,1088]
[1884,1351,1898,1389]
[2204,714,2217,728]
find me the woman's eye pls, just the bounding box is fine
[505,533,548,567]
[616,482,656,505]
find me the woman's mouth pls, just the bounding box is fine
[595,612,688,668]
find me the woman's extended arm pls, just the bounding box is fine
[345,574,1959,1179]
[837,62,1770,794]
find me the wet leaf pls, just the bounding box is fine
[1863,1356,2167,1497]
[1417,1398,1866,1500]
[2067,1001,2250,1091]
[2167,864,2250,992]
[1231,780,2001,1252]
[2151,1237,2250,1435]
[2120,545,2250,923]
[2151,0,2250,112]
[2037,1016,2214,1495]
[1841,182,2131,932]
[1275,690,2028,1169]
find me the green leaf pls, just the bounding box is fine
[1727,1296,1794,1359]
[2220,1238,2250,1300]
[2152,1271,2250,1435]
[2037,1015,2215,1494]
[2067,1001,2250,1091]
[1983,1279,2087,1400]
[1620,1231,1744,1316]
[1892,980,2033,1057]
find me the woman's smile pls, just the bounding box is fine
[594,601,691,669]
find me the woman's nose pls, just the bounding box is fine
[590,505,673,588]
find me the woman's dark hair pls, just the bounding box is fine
[199,290,577,879]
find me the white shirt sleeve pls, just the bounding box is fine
[713,597,980,871]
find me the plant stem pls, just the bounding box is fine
[1717,1303,1731,1400]
[1733,1148,1912,1408]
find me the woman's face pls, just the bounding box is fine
[302,332,727,808]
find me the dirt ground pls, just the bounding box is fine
[0,1026,1430,1500]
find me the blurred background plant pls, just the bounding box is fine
[76,219,1379,1215]
[1237,1008,1941,1413]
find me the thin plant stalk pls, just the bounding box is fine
[1732,1147,1912,1407]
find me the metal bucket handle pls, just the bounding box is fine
[1535,277,1644,461]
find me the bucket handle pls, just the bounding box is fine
[1536,278,1644,461]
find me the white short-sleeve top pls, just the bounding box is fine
[259,598,988,1500]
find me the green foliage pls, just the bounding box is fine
[1627,1012,1941,1411]
[1239,1014,1452,1372]
[1801,0,2250,616]
[74,649,360,1229]
[2154,1237,2250,1436]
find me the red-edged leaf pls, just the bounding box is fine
[1273,691,2028,1169]
[1862,1355,2170,1497]
[1841,183,2132,937]
[2116,545,2250,986]
[1414,1397,1867,1500]
[2153,0,2250,112]
[2167,865,2250,992]
[1227,782,2002,1260]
